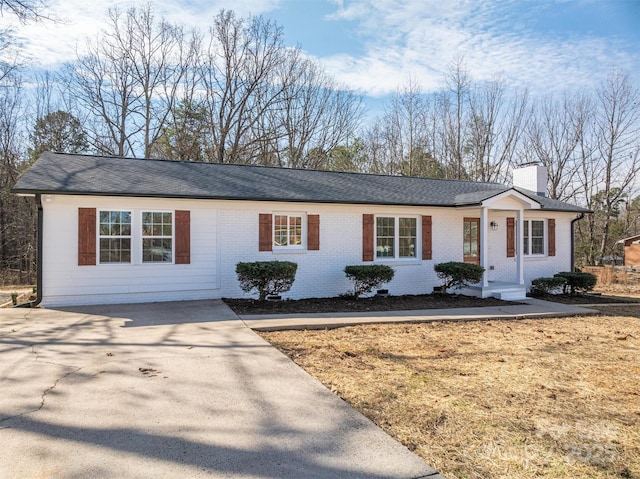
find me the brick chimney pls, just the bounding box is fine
[513,164,547,197]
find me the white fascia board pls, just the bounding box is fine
[481,189,541,209]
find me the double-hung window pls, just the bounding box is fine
[274,214,303,248]
[99,211,131,263]
[142,211,173,262]
[376,216,417,259]
[523,220,545,255]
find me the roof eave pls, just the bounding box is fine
[11,186,592,213]
[11,188,464,208]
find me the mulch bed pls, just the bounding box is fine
[534,293,640,305]
[224,291,640,315]
[223,293,517,315]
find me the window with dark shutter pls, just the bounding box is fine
[259,214,273,251]
[307,214,320,250]
[506,217,515,258]
[362,214,374,261]
[523,219,545,255]
[78,208,96,266]
[175,210,190,264]
[422,215,432,260]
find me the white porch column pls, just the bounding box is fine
[481,207,489,287]
[517,208,524,285]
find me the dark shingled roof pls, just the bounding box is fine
[12,152,588,212]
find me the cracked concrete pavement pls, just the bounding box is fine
[0,301,443,479]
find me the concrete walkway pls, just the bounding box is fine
[0,298,596,478]
[0,301,443,479]
[240,298,599,331]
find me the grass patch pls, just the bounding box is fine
[260,314,640,478]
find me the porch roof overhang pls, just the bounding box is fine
[468,188,542,210]
[480,189,541,210]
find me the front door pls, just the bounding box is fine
[463,218,480,265]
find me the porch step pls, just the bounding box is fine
[488,284,527,301]
[491,289,527,301]
[463,282,527,301]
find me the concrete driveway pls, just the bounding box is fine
[0,300,441,479]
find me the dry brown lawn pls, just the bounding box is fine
[260,308,640,478]
[596,284,640,299]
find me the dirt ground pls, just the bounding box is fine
[595,284,640,299]
[260,289,640,479]
[0,286,34,307]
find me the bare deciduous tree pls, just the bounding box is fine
[593,72,640,264]
[361,79,445,177]
[69,5,193,157]
[521,92,591,201]
[200,10,289,164]
[0,76,36,284]
[442,57,471,179]
[273,52,362,169]
[0,0,48,23]
[466,80,529,183]
[383,78,428,176]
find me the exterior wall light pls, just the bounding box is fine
[490,221,498,231]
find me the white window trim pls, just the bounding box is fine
[523,219,546,257]
[95,209,177,265]
[97,209,132,265]
[141,210,175,264]
[374,215,420,262]
[272,212,307,252]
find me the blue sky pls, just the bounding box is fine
[7,0,640,101]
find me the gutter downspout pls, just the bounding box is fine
[570,212,586,272]
[15,193,43,308]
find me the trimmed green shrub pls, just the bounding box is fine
[530,276,567,296]
[344,264,395,299]
[235,261,298,301]
[434,261,485,293]
[554,271,597,295]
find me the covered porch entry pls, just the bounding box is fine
[461,190,543,300]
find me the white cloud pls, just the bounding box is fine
[317,0,640,96]
[4,0,638,99]
[9,0,283,68]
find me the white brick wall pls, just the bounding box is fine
[521,210,573,284]
[40,195,577,306]
[485,212,517,282]
[482,211,574,286]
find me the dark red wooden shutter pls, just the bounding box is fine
[175,210,190,264]
[78,208,96,266]
[422,215,432,260]
[362,214,374,261]
[259,214,272,251]
[548,218,556,257]
[506,217,515,258]
[307,214,320,250]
